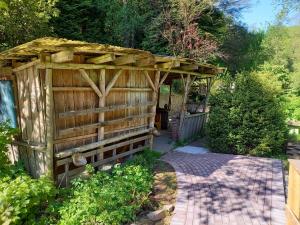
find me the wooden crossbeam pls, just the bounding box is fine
[79,69,103,97]
[156,60,180,69]
[59,101,155,118]
[136,57,155,67]
[159,72,170,87]
[51,50,74,63]
[181,64,199,71]
[59,113,154,136]
[143,71,155,91]
[87,53,116,64]
[56,128,151,158]
[105,70,123,95]
[113,54,136,65]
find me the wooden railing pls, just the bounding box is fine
[179,112,207,140]
[287,159,300,225]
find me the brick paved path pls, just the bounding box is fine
[161,152,286,225]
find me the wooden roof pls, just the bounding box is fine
[0,37,225,77]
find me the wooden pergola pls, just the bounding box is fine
[0,37,224,185]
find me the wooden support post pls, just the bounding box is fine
[45,68,54,179]
[98,69,106,165]
[105,70,123,95]
[149,71,160,149]
[143,71,155,91]
[179,74,192,137]
[287,159,300,225]
[79,69,103,97]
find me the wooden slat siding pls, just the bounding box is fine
[16,71,30,172]
[23,68,35,176]
[45,68,54,178]
[149,71,160,149]
[287,159,300,225]
[35,67,47,174]
[58,101,155,118]
[98,69,105,163]
[29,66,39,177]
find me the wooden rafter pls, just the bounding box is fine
[113,54,136,65]
[181,64,198,71]
[159,72,170,87]
[51,50,74,63]
[79,69,103,97]
[136,57,155,67]
[105,70,123,95]
[156,60,180,69]
[143,71,155,91]
[87,53,116,64]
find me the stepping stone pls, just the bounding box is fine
[175,146,208,154]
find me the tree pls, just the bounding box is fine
[207,72,288,156]
[160,0,222,62]
[0,0,58,50]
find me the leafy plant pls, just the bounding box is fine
[56,150,160,225]
[0,122,18,176]
[207,72,288,156]
[0,175,55,225]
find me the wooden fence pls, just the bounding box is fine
[179,112,207,140]
[287,159,300,225]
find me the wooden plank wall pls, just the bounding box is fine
[14,65,47,178]
[52,68,153,185]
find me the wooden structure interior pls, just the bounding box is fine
[0,38,224,185]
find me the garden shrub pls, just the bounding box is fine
[0,175,55,225]
[57,150,160,225]
[207,71,288,156]
[0,122,18,175]
[0,122,56,225]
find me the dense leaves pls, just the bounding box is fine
[0,0,57,50]
[207,72,288,156]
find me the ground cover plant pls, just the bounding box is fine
[0,122,162,225]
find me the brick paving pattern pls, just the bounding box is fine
[161,152,286,225]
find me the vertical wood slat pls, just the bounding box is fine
[45,68,54,178]
[287,159,300,225]
[98,69,105,163]
[149,71,160,149]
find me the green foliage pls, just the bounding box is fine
[0,175,55,225]
[207,72,288,156]
[43,150,160,225]
[0,0,58,49]
[0,122,18,175]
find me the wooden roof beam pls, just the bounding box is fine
[180,64,199,71]
[156,60,180,69]
[87,53,116,64]
[51,50,74,63]
[113,54,136,65]
[136,57,155,67]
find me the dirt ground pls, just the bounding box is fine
[134,161,177,225]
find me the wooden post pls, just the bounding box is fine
[45,68,54,179]
[287,159,300,225]
[98,69,106,165]
[179,74,191,138]
[149,71,160,149]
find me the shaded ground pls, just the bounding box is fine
[162,151,286,225]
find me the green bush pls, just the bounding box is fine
[0,122,18,174]
[207,71,288,156]
[56,150,160,225]
[0,175,55,225]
